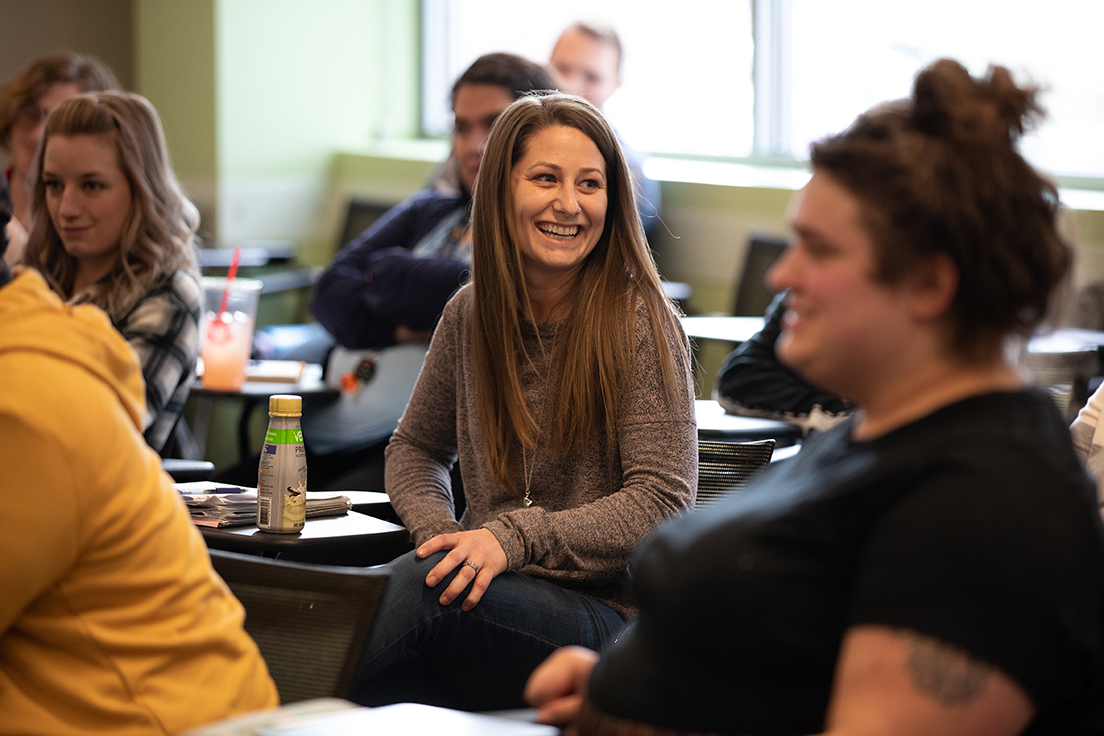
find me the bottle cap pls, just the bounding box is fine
[268,394,302,416]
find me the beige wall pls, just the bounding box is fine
[0,0,134,92]
[0,0,134,172]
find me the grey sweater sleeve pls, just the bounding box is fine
[383,295,466,544]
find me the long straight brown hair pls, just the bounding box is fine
[470,92,687,492]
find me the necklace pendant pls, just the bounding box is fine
[523,496,533,508]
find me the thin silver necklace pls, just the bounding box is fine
[521,445,536,507]
[520,331,557,508]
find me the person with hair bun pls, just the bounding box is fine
[0,52,119,265]
[353,91,695,711]
[527,59,1104,735]
[23,91,200,454]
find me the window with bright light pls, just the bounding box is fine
[422,0,755,157]
[426,0,1104,181]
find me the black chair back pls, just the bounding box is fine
[732,233,788,316]
[208,549,389,703]
[339,200,393,251]
[696,439,776,508]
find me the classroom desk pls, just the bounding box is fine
[199,510,411,567]
[341,490,401,525]
[695,399,802,447]
[681,315,765,344]
[190,362,339,463]
[681,316,1104,421]
[682,316,1104,358]
[1022,330,1104,421]
[196,702,556,735]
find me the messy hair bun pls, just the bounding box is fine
[810,58,1069,360]
[911,59,1043,146]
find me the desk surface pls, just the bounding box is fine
[192,362,335,398]
[681,317,1104,354]
[200,510,410,566]
[681,315,765,344]
[695,400,802,445]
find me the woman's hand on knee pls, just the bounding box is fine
[417,529,508,611]
[525,646,599,727]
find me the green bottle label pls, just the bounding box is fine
[264,428,304,444]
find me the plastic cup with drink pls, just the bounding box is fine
[200,276,262,390]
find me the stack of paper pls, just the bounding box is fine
[246,360,306,383]
[175,484,352,528]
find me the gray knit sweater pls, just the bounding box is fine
[384,285,697,616]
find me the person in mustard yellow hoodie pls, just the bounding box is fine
[0,176,277,734]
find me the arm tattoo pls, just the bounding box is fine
[906,633,991,707]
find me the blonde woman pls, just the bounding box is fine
[354,93,696,710]
[24,91,200,453]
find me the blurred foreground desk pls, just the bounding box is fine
[200,511,410,567]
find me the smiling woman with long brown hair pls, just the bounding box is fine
[353,92,696,711]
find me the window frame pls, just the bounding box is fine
[421,0,1104,195]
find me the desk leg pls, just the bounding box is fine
[239,398,262,465]
[192,396,213,458]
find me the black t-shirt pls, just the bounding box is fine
[590,389,1104,735]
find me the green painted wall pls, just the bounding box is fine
[135,0,218,237]
[216,0,419,179]
[135,0,420,250]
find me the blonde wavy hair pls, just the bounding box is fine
[470,92,687,492]
[23,91,199,321]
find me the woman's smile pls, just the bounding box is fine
[510,125,607,286]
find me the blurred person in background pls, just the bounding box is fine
[0,51,118,265]
[550,21,661,239]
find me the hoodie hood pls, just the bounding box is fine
[0,268,146,429]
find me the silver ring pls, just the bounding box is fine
[461,560,480,574]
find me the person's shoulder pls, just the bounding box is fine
[166,270,202,310]
[121,271,201,330]
[886,388,1096,508]
[923,388,1072,452]
[442,282,474,316]
[629,292,684,347]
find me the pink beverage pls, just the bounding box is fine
[200,312,255,390]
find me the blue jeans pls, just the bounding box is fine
[353,550,627,710]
